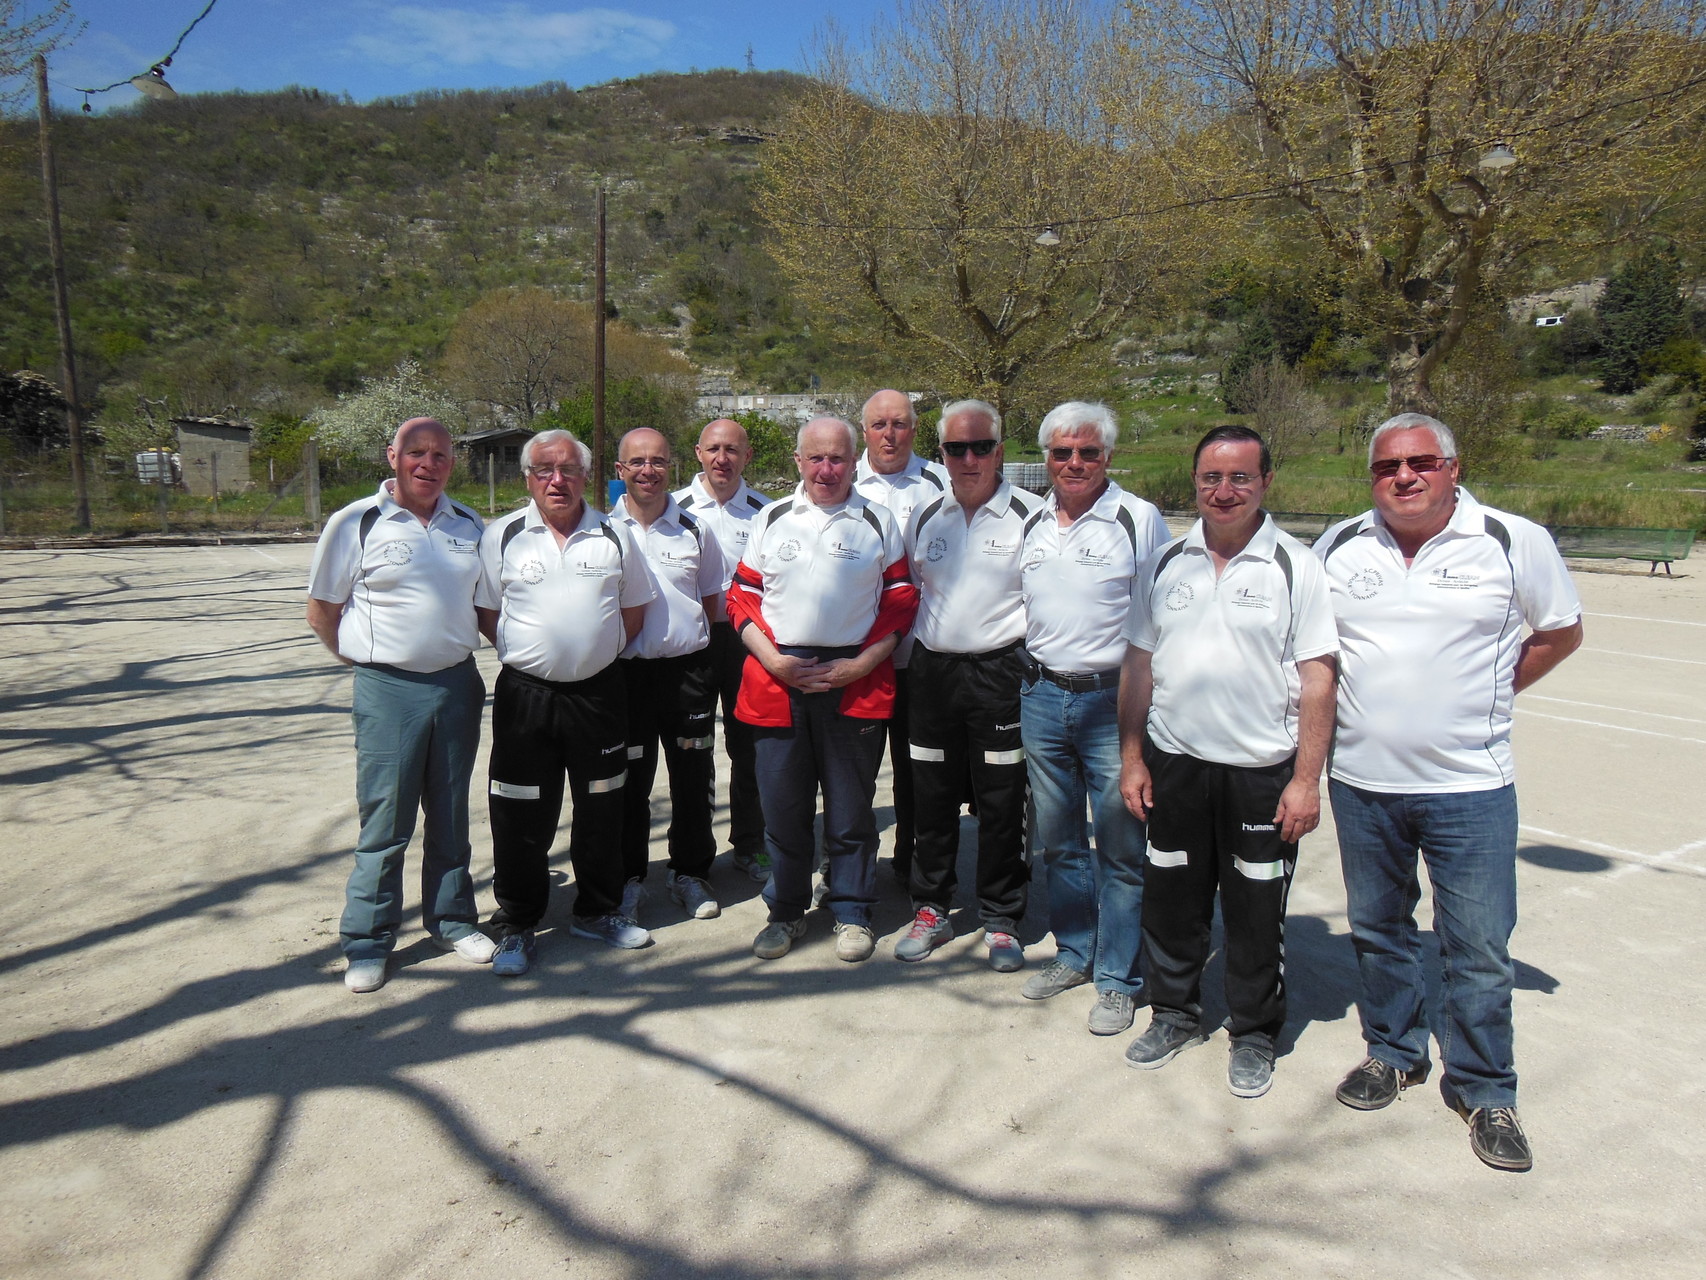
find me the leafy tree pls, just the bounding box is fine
[0,369,67,451]
[1241,360,1332,470]
[1435,320,1525,480]
[759,0,1220,416]
[1151,0,1706,412]
[310,360,465,460]
[0,1,75,111]
[1597,247,1687,394]
[442,289,593,423]
[1222,314,1277,412]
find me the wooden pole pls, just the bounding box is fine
[35,55,90,531]
[593,183,607,510]
[304,438,321,529]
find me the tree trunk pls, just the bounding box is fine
[1385,339,1439,416]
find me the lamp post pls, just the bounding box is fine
[34,53,90,530]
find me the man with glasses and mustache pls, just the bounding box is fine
[1316,413,1581,1172]
[896,400,1039,973]
[1117,425,1339,1099]
[1018,401,1170,1035]
[612,428,729,925]
[476,429,659,975]
[855,389,948,886]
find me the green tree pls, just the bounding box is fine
[310,360,464,460]
[1597,247,1687,394]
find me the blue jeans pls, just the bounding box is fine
[344,659,485,961]
[1330,780,1520,1109]
[1020,676,1148,996]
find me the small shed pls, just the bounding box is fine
[173,416,253,496]
[457,427,535,483]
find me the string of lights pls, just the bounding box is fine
[63,0,221,108]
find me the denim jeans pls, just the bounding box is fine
[344,659,485,961]
[1330,780,1520,1109]
[1020,675,1148,996]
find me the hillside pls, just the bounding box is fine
[0,69,872,426]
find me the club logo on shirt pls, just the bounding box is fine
[659,549,693,570]
[777,538,801,562]
[1232,587,1273,610]
[1076,548,1112,567]
[382,541,413,566]
[1165,582,1195,611]
[444,537,478,555]
[574,558,608,578]
[828,539,864,562]
[519,558,546,584]
[1347,568,1383,600]
[1022,550,1046,573]
[981,538,1016,557]
[1429,568,1482,591]
[926,536,948,562]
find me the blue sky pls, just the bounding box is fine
[28,1,886,109]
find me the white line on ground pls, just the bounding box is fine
[1522,694,1706,727]
[251,549,284,564]
[1516,709,1706,745]
[1581,646,1706,666]
[1519,825,1706,879]
[1582,611,1706,628]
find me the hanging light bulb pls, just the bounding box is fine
[1034,225,1061,246]
[129,65,177,99]
[1479,142,1517,170]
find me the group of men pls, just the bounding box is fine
[308,393,1582,1176]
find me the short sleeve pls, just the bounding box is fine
[1124,549,1161,651]
[616,524,660,608]
[1288,551,1341,661]
[475,518,508,611]
[306,506,361,603]
[695,524,729,598]
[1509,517,1582,631]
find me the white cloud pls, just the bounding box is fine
[349,5,677,71]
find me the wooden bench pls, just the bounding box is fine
[1549,525,1696,575]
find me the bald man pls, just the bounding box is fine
[674,418,775,881]
[307,417,494,993]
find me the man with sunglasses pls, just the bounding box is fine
[1018,401,1170,1035]
[1317,413,1582,1172]
[476,429,659,975]
[674,419,774,884]
[1118,425,1339,1098]
[897,400,1039,972]
[612,428,729,925]
[855,389,948,886]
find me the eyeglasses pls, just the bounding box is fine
[617,456,669,472]
[1195,471,1261,491]
[526,465,585,481]
[1370,454,1450,479]
[1048,446,1104,463]
[941,439,998,458]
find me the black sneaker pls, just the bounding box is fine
[1335,1055,1431,1110]
[1228,1041,1275,1098]
[1124,1017,1208,1070]
[1459,1103,1533,1172]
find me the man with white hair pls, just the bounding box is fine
[727,417,919,963]
[307,417,494,993]
[1317,412,1582,1172]
[674,418,774,883]
[897,399,1038,972]
[1018,401,1169,1034]
[855,389,947,884]
[476,429,658,975]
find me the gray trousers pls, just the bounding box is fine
[342,658,485,960]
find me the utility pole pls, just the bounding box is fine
[593,183,607,509]
[35,54,90,531]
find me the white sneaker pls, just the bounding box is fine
[620,878,647,920]
[668,873,721,919]
[344,958,386,993]
[434,932,497,964]
[833,923,875,963]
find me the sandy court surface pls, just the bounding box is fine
[1,543,1703,1279]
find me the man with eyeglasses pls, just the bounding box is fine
[476,429,659,975]
[1316,412,1581,1172]
[855,389,948,887]
[1018,401,1169,1035]
[896,400,1039,972]
[611,428,729,925]
[307,417,494,994]
[674,418,774,884]
[727,417,919,962]
[1118,425,1339,1099]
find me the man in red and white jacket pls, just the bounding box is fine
[726,417,918,963]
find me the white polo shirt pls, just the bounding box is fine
[307,482,483,672]
[856,452,947,668]
[611,494,728,660]
[740,485,904,647]
[477,500,657,683]
[1020,480,1170,673]
[1318,488,1581,794]
[906,480,1039,654]
[1128,514,1339,769]
[672,475,772,622]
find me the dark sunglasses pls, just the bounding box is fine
[941,439,999,458]
[1049,446,1103,463]
[1370,454,1450,479]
